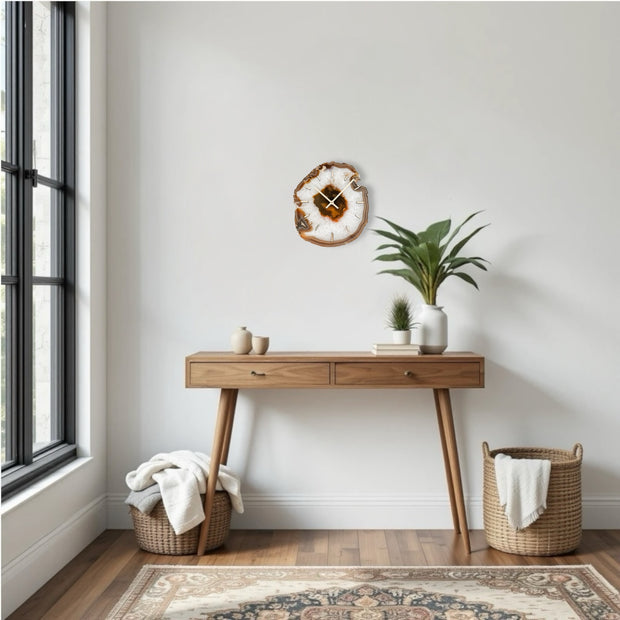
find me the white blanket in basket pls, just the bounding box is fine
[494,453,551,530]
[126,451,243,535]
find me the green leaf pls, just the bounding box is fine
[445,211,484,248]
[444,256,488,271]
[374,253,406,262]
[375,217,420,245]
[447,224,489,259]
[375,242,402,251]
[452,271,480,289]
[423,219,451,245]
[425,242,444,277]
[373,227,405,242]
[377,268,425,293]
[412,242,433,272]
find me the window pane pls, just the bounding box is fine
[33,184,60,277]
[1,171,6,277]
[33,284,61,453]
[1,2,6,163]
[32,1,56,180]
[1,5,7,278]
[1,283,10,464]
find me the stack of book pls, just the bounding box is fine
[371,343,421,355]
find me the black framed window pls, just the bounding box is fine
[1,1,75,498]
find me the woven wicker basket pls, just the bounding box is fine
[129,491,232,555]
[482,442,583,556]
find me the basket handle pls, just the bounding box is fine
[482,441,490,457]
[572,443,583,462]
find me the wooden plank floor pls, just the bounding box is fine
[8,529,620,619]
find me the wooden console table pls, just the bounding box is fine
[185,351,484,555]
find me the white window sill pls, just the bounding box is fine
[1,457,93,516]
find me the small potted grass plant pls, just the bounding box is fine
[387,295,415,344]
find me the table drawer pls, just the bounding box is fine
[335,361,483,388]
[187,362,330,388]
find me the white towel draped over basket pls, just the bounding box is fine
[494,452,551,530]
[125,450,244,535]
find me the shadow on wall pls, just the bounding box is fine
[463,357,620,499]
[228,388,435,491]
[471,357,578,443]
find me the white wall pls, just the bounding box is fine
[107,2,620,530]
[1,3,108,617]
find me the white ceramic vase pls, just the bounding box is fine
[392,330,412,345]
[416,305,447,354]
[231,326,252,354]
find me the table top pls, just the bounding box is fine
[186,351,483,362]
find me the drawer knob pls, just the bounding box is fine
[404,370,413,377]
[251,370,266,377]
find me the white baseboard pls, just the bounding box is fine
[1,494,107,619]
[232,494,482,530]
[107,492,620,530]
[108,492,134,528]
[582,496,620,528]
[108,492,477,530]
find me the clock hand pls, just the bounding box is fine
[312,184,333,205]
[329,177,355,205]
[312,184,344,212]
[312,177,356,211]
[316,177,356,210]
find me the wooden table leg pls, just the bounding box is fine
[197,388,238,555]
[433,390,460,533]
[433,388,471,553]
[220,389,237,466]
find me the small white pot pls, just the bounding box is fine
[392,330,412,345]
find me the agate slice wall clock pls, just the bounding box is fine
[294,162,369,247]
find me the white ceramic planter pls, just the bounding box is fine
[392,330,412,345]
[416,305,447,354]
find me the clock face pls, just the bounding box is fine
[294,162,369,247]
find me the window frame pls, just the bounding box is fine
[1,1,76,498]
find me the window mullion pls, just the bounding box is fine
[17,1,34,467]
[32,174,64,190]
[61,2,75,447]
[3,4,17,469]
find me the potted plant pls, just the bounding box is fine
[373,211,489,353]
[387,295,416,344]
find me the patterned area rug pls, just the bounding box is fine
[107,565,620,619]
